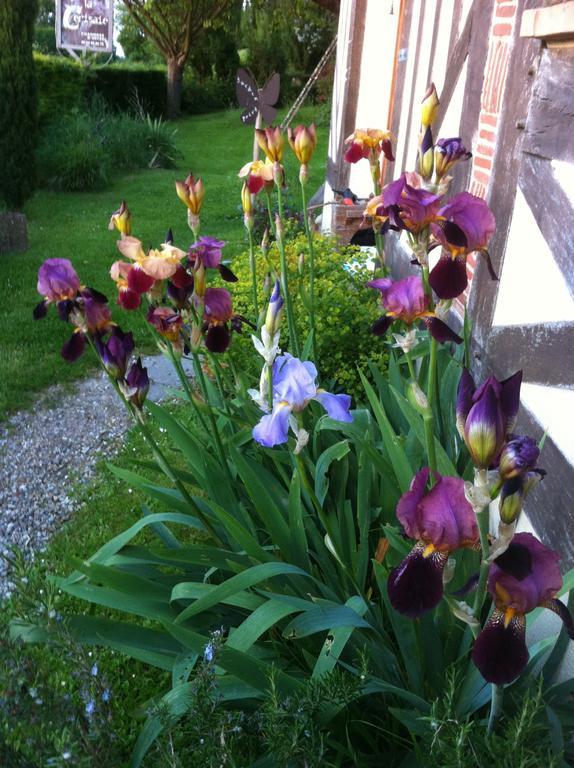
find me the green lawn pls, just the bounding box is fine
[0,106,327,417]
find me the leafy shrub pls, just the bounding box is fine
[181,76,235,115]
[34,54,235,123]
[36,99,179,191]
[34,53,88,124]
[36,113,110,191]
[92,63,167,117]
[230,232,387,399]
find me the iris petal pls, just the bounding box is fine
[371,315,393,336]
[388,541,448,618]
[314,391,353,422]
[429,256,468,300]
[424,317,462,344]
[543,598,574,640]
[61,332,86,362]
[253,402,292,447]
[472,609,528,684]
[205,324,231,353]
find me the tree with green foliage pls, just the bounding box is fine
[120,0,239,119]
[0,0,38,209]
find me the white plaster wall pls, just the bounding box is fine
[492,188,574,327]
[348,1,399,197]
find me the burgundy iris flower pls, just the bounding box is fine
[429,192,495,299]
[472,533,574,684]
[166,264,195,310]
[388,468,479,617]
[456,369,522,469]
[95,327,134,380]
[202,287,247,353]
[368,275,462,343]
[124,357,150,410]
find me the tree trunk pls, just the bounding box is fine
[166,58,184,119]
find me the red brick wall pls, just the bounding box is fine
[464,0,519,295]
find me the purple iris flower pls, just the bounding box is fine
[379,173,443,235]
[472,533,574,684]
[34,259,81,320]
[252,354,353,448]
[188,237,237,283]
[429,192,495,299]
[95,327,134,379]
[124,357,149,409]
[368,275,461,343]
[434,138,472,179]
[456,369,522,469]
[37,259,81,304]
[388,468,479,617]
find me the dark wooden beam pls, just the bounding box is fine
[522,48,574,164]
[488,322,574,388]
[384,0,415,186]
[514,407,574,566]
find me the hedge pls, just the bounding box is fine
[34,55,235,123]
[0,0,38,209]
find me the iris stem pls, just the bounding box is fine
[404,349,416,381]
[247,227,259,323]
[487,684,504,736]
[300,180,318,364]
[374,230,388,276]
[265,192,275,237]
[167,347,210,434]
[266,362,274,411]
[423,413,437,476]
[209,351,232,418]
[275,183,301,357]
[191,350,234,486]
[472,476,492,635]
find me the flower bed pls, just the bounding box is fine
[12,83,574,766]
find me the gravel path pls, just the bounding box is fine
[0,355,193,600]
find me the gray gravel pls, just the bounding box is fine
[0,354,194,600]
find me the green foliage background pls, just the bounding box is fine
[230,232,388,399]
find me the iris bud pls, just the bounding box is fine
[499,469,545,524]
[421,83,439,128]
[499,435,540,480]
[264,279,283,337]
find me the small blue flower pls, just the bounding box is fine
[90,663,98,677]
[102,688,111,702]
[85,699,95,717]
[203,642,214,663]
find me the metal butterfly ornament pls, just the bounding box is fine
[235,68,281,125]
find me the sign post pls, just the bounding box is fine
[56,0,114,55]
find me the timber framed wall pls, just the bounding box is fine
[325,0,574,563]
